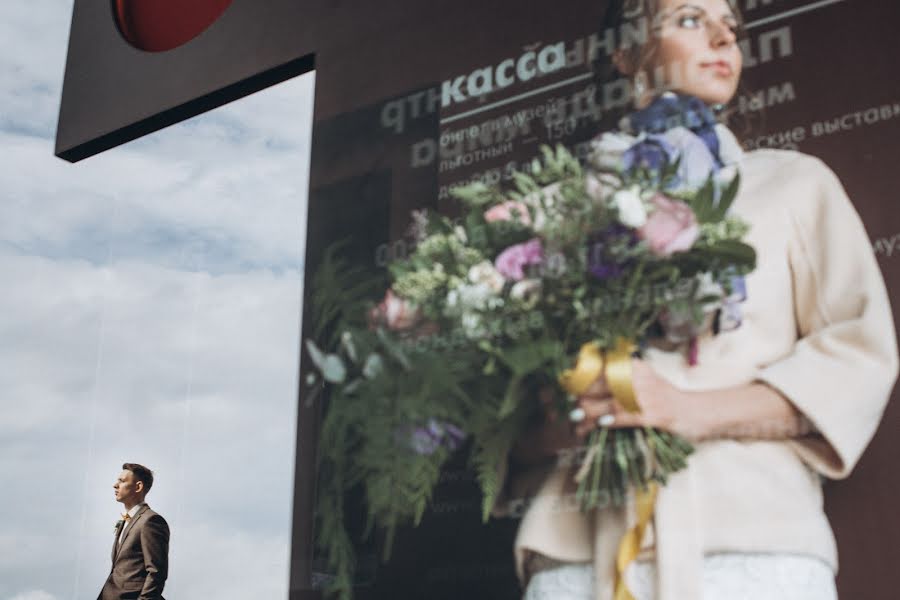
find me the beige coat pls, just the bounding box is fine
[492,124,900,600]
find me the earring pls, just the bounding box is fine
[633,71,648,107]
[710,102,733,122]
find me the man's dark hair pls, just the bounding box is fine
[123,462,154,493]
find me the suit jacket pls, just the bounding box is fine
[99,505,170,600]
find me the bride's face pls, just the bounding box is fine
[645,0,743,106]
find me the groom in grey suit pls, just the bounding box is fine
[98,463,170,600]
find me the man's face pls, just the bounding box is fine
[113,469,143,505]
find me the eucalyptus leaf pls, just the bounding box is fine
[493,339,563,376]
[305,339,348,384]
[375,328,412,371]
[363,353,385,379]
[498,376,522,419]
[343,378,363,395]
[714,171,741,219]
[323,358,348,383]
[341,331,359,363]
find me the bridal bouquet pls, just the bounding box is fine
[305,92,755,598]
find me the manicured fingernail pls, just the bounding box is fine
[569,408,586,422]
[597,414,616,427]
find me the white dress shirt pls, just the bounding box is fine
[118,502,145,545]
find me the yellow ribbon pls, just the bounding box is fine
[612,483,656,600]
[558,338,637,407]
[604,338,639,413]
[558,341,605,396]
[559,337,654,600]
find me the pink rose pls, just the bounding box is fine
[368,289,423,331]
[494,238,544,281]
[484,201,532,226]
[637,194,700,257]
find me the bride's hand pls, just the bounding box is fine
[573,359,703,440]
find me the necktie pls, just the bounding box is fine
[118,513,131,545]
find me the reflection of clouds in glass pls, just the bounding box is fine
[0,1,315,598]
[1,123,308,274]
[9,591,59,600]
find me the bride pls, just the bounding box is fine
[495,0,900,599]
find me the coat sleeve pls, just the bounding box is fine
[755,156,899,479]
[139,514,170,599]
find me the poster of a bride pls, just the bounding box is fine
[502,1,899,598]
[304,1,899,599]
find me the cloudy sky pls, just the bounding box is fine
[0,2,314,598]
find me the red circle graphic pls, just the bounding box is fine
[113,0,234,53]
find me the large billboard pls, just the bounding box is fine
[57,1,900,598]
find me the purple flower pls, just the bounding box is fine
[656,127,718,191]
[401,419,468,456]
[623,128,719,192]
[717,273,748,332]
[718,299,744,332]
[587,224,638,280]
[623,136,676,174]
[728,274,747,302]
[495,238,544,281]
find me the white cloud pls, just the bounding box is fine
[0,0,72,139]
[8,591,59,600]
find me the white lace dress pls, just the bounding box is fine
[523,552,838,600]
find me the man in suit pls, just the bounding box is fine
[98,463,170,600]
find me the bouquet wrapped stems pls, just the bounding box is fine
[560,337,694,511]
[574,426,693,511]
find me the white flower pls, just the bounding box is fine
[457,283,493,311]
[446,289,460,310]
[461,312,486,339]
[510,279,542,308]
[715,164,739,189]
[612,185,647,228]
[520,182,561,233]
[407,209,430,243]
[585,171,623,204]
[714,123,745,166]
[695,272,725,309]
[588,131,639,172]
[486,296,505,310]
[659,272,729,343]
[453,225,468,244]
[467,260,505,294]
[585,173,606,203]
